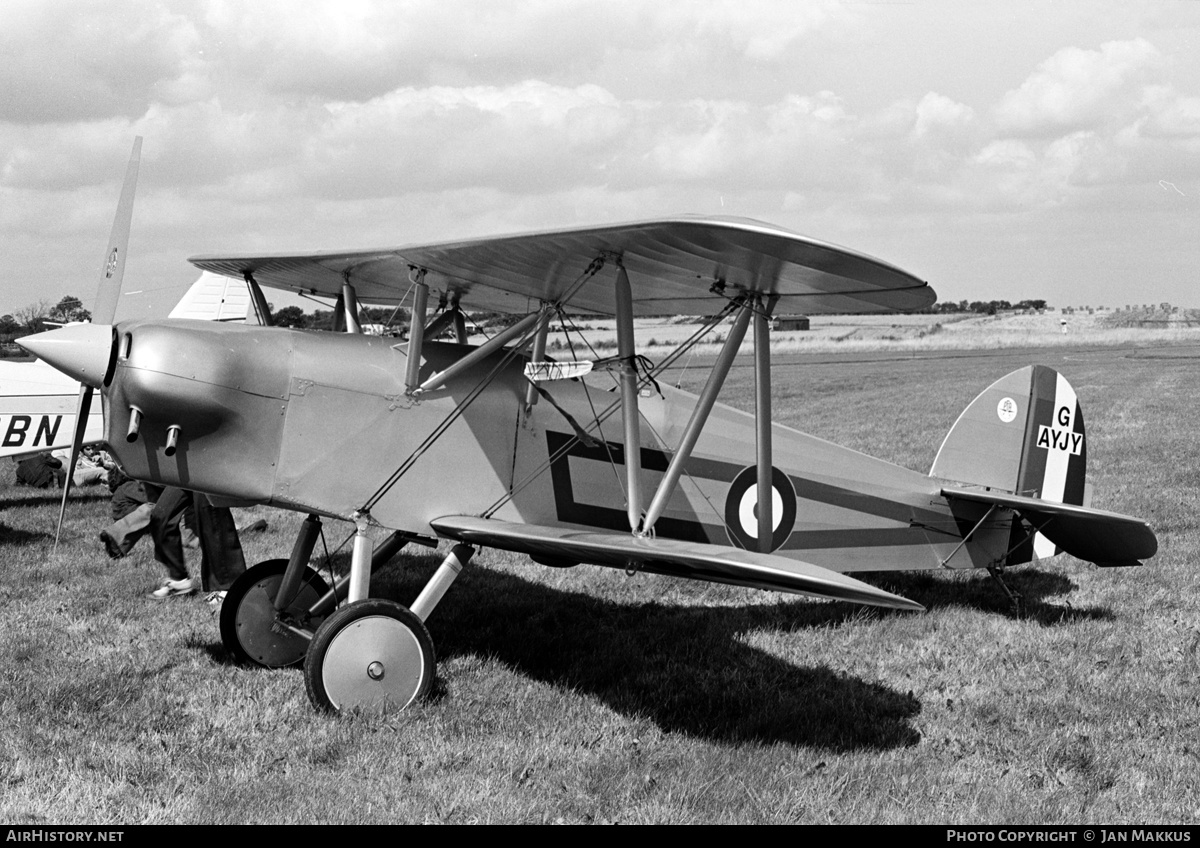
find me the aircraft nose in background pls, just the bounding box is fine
[17,324,115,389]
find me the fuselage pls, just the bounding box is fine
[0,359,104,458]
[98,319,1000,574]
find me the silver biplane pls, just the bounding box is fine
[22,141,1157,713]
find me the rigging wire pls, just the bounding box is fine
[480,298,741,519]
[356,256,611,517]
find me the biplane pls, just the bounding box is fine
[22,141,1157,713]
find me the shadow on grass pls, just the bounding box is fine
[860,568,1117,626]
[0,488,110,510]
[0,523,51,545]
[349,556,922,751]
[183,549,1122,747]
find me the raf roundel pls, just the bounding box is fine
[724,465,798,552]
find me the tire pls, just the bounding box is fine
[219,558,333,668]
[304,599,435,713]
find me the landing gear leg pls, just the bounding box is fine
[304,544,474,712]
[219,516,413,667]
[987,566,1024,617]
[220,558,332,668]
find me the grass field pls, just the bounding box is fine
[1,335,1198,824]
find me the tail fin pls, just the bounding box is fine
[168,272,257,324]
[931,365,1087,563]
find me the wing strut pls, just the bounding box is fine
[523,308,550,415]
[753,294,778,552]
[615,264,643,532]
[415,308,547,395]
[641,296,755,536]
[243,272,275,326]
[340,277,363,334]
[405,272,429,393]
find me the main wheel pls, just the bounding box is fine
[220,559,333,668]
[304,599,435,713]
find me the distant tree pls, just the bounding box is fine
[48,295,91,324]
[0,315,19,336]
[273,306,308,328]
[13,299,53,333]
[308,309,335,331]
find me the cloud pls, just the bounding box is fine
[993,39,1162,136]
[0,0,202,123]
[911,92,975,141]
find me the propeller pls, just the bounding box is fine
[51,137,142,548]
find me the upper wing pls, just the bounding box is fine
[431,515,924,612]
[942,487,1157,567]
[190,216,934,316]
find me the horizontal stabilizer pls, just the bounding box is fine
[430,516,924,612]
[942,487,1157,567]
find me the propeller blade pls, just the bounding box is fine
[51,136,141,549]
[92,136,142,325]
[53,385,94,550]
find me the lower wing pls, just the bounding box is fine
[430,515,924,612]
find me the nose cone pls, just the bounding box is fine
[18,324,115,389]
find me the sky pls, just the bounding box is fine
[2,0,1198,320]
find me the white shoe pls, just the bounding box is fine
[149,578,196,599]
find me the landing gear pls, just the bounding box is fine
[222,513,471,713]
[987,565,1025,617]
[304,599,434,712]
[220,559,332,668]
[302,542,475,713]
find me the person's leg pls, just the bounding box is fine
[193,493,247,592]
[72,466,107,487]
[100,502,155,558]
[149,488,191,583]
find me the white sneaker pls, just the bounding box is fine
[149,578,196,600]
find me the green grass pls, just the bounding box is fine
[1,341,1198,823]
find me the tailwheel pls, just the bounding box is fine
[220,559,332,668]
[304,599,435,713]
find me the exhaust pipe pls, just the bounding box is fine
[126,406,142,442]
[164,425,181,457]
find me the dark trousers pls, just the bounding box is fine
[150,488,246,591]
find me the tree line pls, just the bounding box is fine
[922,299,1047,316]
[0,295,92,340]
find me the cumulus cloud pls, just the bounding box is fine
[2,1,1199,312]
[911,93,975,141]
[0,0,202,123]
[993,39,1162,136]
